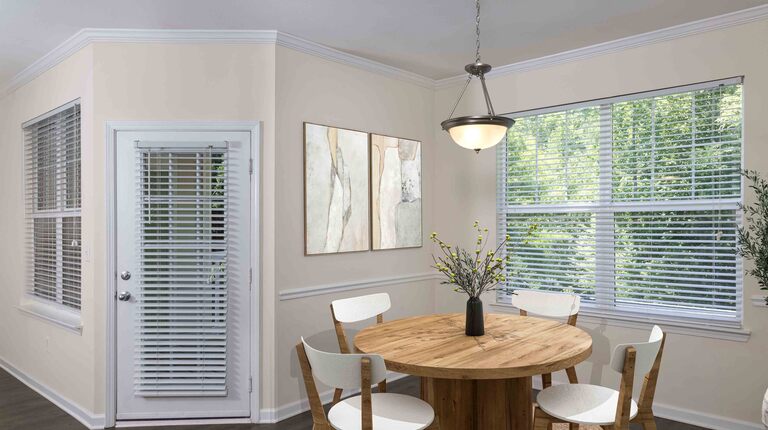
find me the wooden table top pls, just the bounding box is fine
[354,313,592,379]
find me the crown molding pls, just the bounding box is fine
[4,3,768,98]
[274,32,434,88]
[435,3,768,89]
[0,28,433,98]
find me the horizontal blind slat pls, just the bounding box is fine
[24,103,81,310]
[134,145,230,398]
[497,83,743,323]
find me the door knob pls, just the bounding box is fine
[120,271,131,280]
[117,291,132,301]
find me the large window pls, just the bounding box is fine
[497,79,743,326]
[24,101,82,310]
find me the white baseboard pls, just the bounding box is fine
[654,403,764,430]
[257,407,278,424]
[532,376,764,430]
[116,417,252,427]
[4,351,760,430]
[0,356,105,429]
[259,371,408,423]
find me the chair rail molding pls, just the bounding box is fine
[279,273,438,301]
[751,295,768,307]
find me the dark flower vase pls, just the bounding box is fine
[465,297,485,336]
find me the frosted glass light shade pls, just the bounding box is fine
[448,123,508,151]
[441,115,515,152]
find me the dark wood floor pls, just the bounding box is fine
[0,368,708,430]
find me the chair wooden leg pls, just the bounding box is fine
[332,388,343,404]
[539,373,554,430]
[378,380,387,393]
[541,372,552,389]
[569,423,578,430]
[565,366,578,384]
[641,419,657,430]
[534,407,552,430]
[534,417,550,430]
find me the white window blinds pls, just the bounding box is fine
[135,143,229,397]
[497,78,743,326]
[24,101,82,310]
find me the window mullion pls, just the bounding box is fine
[56,217,63,305]
[595,103,615,310]
[55,119,65,305]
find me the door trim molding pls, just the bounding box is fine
[105,121,262,428]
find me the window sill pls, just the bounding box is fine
[489,302,751,342]
[17,299,82,334]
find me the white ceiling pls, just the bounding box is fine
[1,0,767,87]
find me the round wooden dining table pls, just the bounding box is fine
[354,313,592,430]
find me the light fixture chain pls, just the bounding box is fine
[440,0,514,152]
[475,0,481,62]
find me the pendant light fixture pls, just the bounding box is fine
[441,0,514,153]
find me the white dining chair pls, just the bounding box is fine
[330,293,392,402]
[534,325,666,430]
[511,290,581,388]
[297,338,438,430]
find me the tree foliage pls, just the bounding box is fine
[502,85,742,313]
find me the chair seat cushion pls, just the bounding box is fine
[328,392,435,430]
[537,384,638,425]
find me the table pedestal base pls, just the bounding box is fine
[421,376,532,430]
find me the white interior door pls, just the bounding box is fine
[115,130,252,420]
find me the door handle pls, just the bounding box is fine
[117,291,132,301]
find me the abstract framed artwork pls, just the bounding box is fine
[370,134,422,250]
[304,122,370,255]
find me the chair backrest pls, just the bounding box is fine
[511,290,580,319]
[609,325,663,377]
[301,337,387,390]
[610,326,665,428]
[331,293,391,323]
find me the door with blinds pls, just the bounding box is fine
[115,130,252,420]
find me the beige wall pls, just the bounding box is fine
[90,42,279,414]
[0,46,98,413]
[0,39,437,420]
[1,18,766,427]
[274,45,436,407]
[433,19,768,425]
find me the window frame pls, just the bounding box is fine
[495,78,746,334]
[19,99,82,331]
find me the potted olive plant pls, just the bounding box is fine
[430,221,515,336]
[737,171,768,428]
[737,170,768,305]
